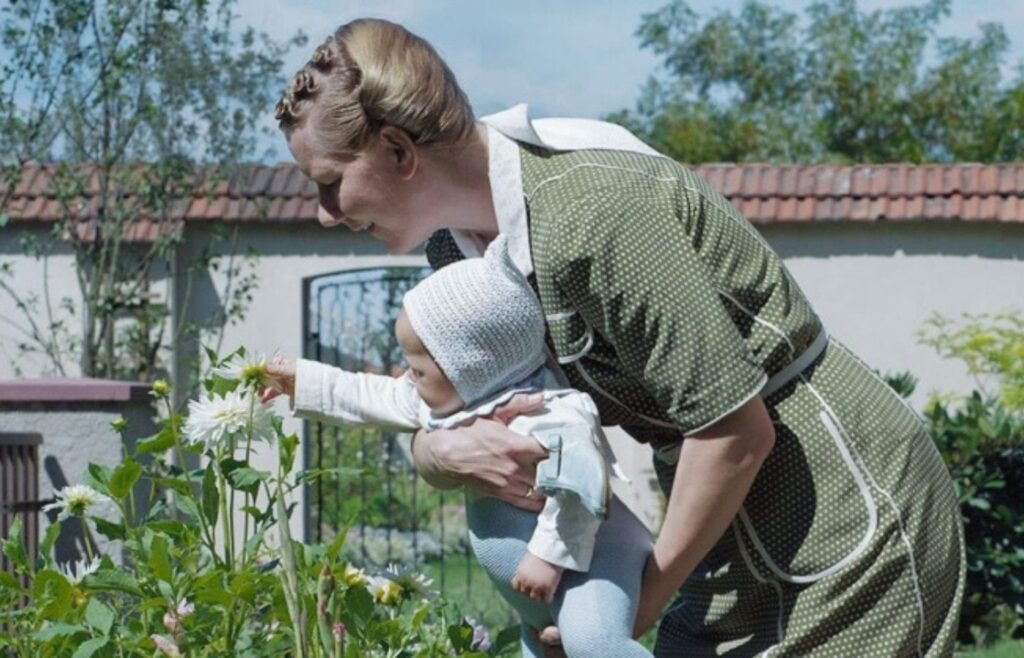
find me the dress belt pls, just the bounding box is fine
[760,328,829,398]
[654,328,829,465]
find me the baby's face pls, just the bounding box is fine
[395,309,464,415]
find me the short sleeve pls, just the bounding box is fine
[546,190,767,434]
[424,229,465,271]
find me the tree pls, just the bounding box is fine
[610,0,1024,163]
[0,0,303,381]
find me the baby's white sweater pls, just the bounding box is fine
[292,359,609,572]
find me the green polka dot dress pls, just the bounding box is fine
[426,144,965,657]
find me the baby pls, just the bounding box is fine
[266,237,653,657]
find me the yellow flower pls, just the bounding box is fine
[342,564,368,588]
[368,576,403,605]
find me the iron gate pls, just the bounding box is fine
[302,266,505,612]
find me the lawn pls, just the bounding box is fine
[960,640,1024,657]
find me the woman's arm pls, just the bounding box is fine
[410,394,549,511]
[632,395,776,636]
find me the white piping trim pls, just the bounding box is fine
[734,406,879,584]
[802,377,926,658]
[556,328,594,365]
[571,360,679,429]
[718,290,796,355]
[731,521,785,650]
[546,310,577,322]
[529,162,681,199]
[686,375,768,436]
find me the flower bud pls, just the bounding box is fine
[110,416,128,433]
[151,379,170,399]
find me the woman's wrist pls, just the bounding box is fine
[410,428,461,490]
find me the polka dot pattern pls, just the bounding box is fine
[424,143,965,656]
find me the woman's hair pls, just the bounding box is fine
[275,19,475,154]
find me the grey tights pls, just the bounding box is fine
[467,495,654,657]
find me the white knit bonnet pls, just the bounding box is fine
[402,235,546,408]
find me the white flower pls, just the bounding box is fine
[42,485,111,521]
[184,388,274,450]
[176,599,195,618]
[385,563,433,597]
[163,599,195,636]
[56,556,101,583]
[213,352,273,388]
[367,575,403,605]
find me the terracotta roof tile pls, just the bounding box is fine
[6,162,1024,235]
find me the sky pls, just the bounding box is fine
[241,0,1024,162]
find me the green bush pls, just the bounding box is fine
[888,311,1024,646]
[925,391,1024,645]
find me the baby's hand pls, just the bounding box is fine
[511,552,563,603]
[260,356,296,404]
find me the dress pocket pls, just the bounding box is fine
[735,402,878,583]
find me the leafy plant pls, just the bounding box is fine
[0,348,516,657]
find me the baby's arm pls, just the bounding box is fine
[291,358,423,432]
[512,494,601,602]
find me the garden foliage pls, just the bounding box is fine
[0,349,516,657]
[890,312,1024,645]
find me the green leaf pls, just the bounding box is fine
[33,569,74,619]
[32,622,87,642]
[148,535,173,584]
[82,569,143,597]
[85,463,113,496]
[448,623,474,652]
[85,598,115,636]
[175,495,203,524]
[202,466,219,529]
[92,518,126,542]
[1,518,27,570]
[228,466,270,494]
[490,624,521,656]
[136,426,177,454]
[0,570,23,592]
[108,458,144,499]
[39,521,62,560]
[71,637,108,658]
[280,433,299,474]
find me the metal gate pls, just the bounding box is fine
[1,433,42,587]
[302,266,504,613]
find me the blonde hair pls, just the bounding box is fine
[275,19,475,154]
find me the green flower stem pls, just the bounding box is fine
[79,516,95,561]
[166,398,221,568]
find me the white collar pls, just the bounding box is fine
[449,103,665,278]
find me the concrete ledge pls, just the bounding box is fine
[0,378,152,402]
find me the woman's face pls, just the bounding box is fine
[287,125,435,254]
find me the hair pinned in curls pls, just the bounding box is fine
[311,41,334,69]
[289,69,318,100]
[275,19,475,155]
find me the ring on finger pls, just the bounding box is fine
[524,485,535,499]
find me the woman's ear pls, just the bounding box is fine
[379,126,419,180]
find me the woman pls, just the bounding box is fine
[276,18,964,657]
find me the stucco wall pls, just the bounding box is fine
[3,219,1022,537]
[0,396,156,562]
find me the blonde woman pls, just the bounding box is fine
[276,18,964,657]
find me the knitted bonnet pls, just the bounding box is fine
[402,235,547,408]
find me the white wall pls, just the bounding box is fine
[4,219,1023,537]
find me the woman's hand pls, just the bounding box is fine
[633,396,776,638]
[259,356,296,404]
[410,392,549,511]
